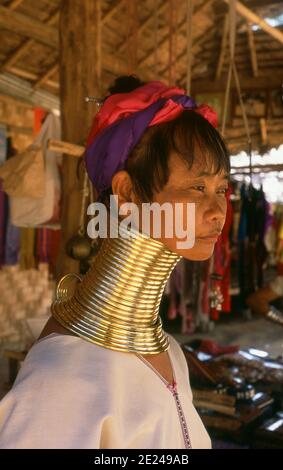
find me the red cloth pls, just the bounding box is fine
[87,81,218,146]
[196,339,239,357]
[36,228,61,277]
[34,108,47,136]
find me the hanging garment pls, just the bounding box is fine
[210,186,233,320]
[4,216,20,265]
[167,259,210,333]
[200,259,211,320]
[237,184,269,305]
[0,332,211,449]
[276,212,283,275]
[254,187,269,288]
[36,227,61,277]
[0,129,9,267]
[0,135,20,266]
[0,180,8,267]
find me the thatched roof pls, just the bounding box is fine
[0,0,282,154]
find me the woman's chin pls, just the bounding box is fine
[183,251,214,261]
[176,242,215,261]
[161,238,216,261]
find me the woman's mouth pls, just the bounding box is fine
[196,233,221,243]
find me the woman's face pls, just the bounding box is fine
[151,151,229,260]
[112,148,229,261]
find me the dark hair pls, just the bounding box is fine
[106,74,146,96]
[101,75,230,205]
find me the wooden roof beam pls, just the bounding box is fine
[0,10,59,72]
[138,0,211,69]
[8,0,24,9]
[5,66,59,89]
[247,21,258,77]
[191,75,282,93]
[103,0,126,24]
[35,1,138,90]
[0,3,60,92]
[162,23,219,80]
[1,0,123,74]
[117,0,167,54]
[0,2,134,90]
[33,63,58,90]
[215,14,229,80]
[223,0,283,45]
[0,2,127,55]
[0,5,58,48]
[242,0,283,7]
[139,11,188,69]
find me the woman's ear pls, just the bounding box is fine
[111,171,134,208]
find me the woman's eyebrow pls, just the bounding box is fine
[195,171,230,180]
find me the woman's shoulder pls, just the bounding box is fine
[3,334,124,411]
[15,332,188,389]
[16,333,117,386]
[0,335,117,438]
[0,334,113,449]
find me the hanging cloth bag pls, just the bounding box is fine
[0,143,45,198]
[7,113,62,228]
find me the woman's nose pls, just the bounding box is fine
[204,196,227,224]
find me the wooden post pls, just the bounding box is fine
[57,0,101,278]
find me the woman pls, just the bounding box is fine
[0,76,230,449]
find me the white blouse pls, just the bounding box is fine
[0,332,211,449]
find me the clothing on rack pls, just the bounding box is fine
[0,180,7,267]
[0,112,62,276]
[36,228,61,277]
[166,259,212,333]
[210,186,233,320]
[4,217,20,265]
[237,183,270,306]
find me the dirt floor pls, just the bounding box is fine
[173,316,283,358]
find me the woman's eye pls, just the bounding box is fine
[217,188,228,195]
[192,186,205,192]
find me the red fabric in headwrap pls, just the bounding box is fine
[86,81,218,148]
[87,81,186,146]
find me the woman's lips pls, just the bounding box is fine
[196,234,220,243]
